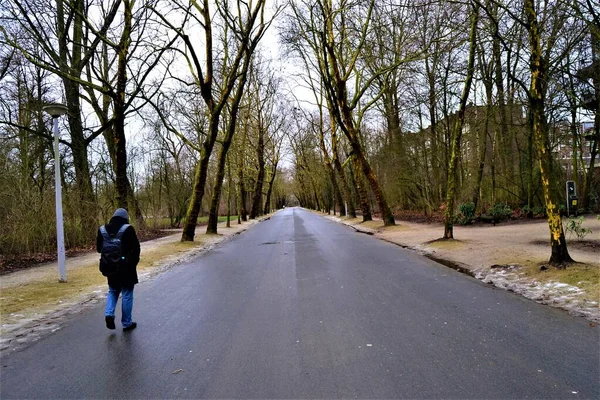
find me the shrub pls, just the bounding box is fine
[487,202,512,222]
[564,216,592,240]
[522,205,546,218]
[457,202,476,225]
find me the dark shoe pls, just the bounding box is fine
[123,322,137,331]
[105,316,115,330]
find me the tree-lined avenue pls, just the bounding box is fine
[1,208,598,399]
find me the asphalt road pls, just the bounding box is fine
[1,207,598,399]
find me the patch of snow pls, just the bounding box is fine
[475,267,600,323]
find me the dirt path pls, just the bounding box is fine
[376,217,599,267]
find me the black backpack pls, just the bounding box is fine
[99,224,130,276]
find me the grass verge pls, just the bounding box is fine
[521,262,600,302]
[425,238,470,250]
[493,253,600,302]
[359,220,385,230]
[0,238,208,326]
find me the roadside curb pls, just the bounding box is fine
[344,224,376,235]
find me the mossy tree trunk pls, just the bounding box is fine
[249,116,266,219]
[330,113,356,218]
[348,155,372,222]
[226,155,232,228]
[524,0,573,264]
[316,110,345,217]
[113,0,133,212]
[580,26,599,211]
[321,0,394,226]
[237,128,248,222]
[443,3,479,239]
[56,0,97,234]
[263,161,278,215]
[180,0,268,241]
[206,17,265,234]
[425,58,442,206]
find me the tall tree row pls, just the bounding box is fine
[1,0,597,267]
[0,1,285,259]
[283,0,597,265]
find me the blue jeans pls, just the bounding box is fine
[105,285,134,328]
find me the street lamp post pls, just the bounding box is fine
[43,103,69,282]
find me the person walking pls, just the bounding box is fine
[97,208,140,331]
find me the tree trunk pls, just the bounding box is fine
[206,48,254,234]
[472,38,493,210]
[331,169,345,217]
[349,156,372,221]
[318,117,345,216]
[491,0,511,182]
[238,130,248,222]
[263,161,278,215]
[580,29,599,211]
[383,85,401,147]
[113,107,128,210]
[331,123,356,218]
[526,110,534,217]
[425,58,441,206]
[444,4,479,239]
[320,0,393,225]
[473,90,491,210]
[63,79,96,233]
[182,116,219,241]
[57,0,96,235]
[181,0,267,240]
[570,108,579,183]
[110,0,146,229]
[525,0,573,264]
[226,155,232,228]
[249,124,265,219]
[235,165,241,225]
[206,139,231,234]
[581,133,598,211]
[341,119,393,225]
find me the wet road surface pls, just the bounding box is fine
[1,207,599,399]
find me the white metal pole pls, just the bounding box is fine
[53,116,67,282]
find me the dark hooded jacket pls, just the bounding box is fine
[96,216,140,288]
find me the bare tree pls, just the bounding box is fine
[1,0,123,234]
[152,0,270,241]
[205,23,275,234]
[283,0,414,226]
[443,2,479,239]
[522,0,575,263]
[248,63,280,219]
